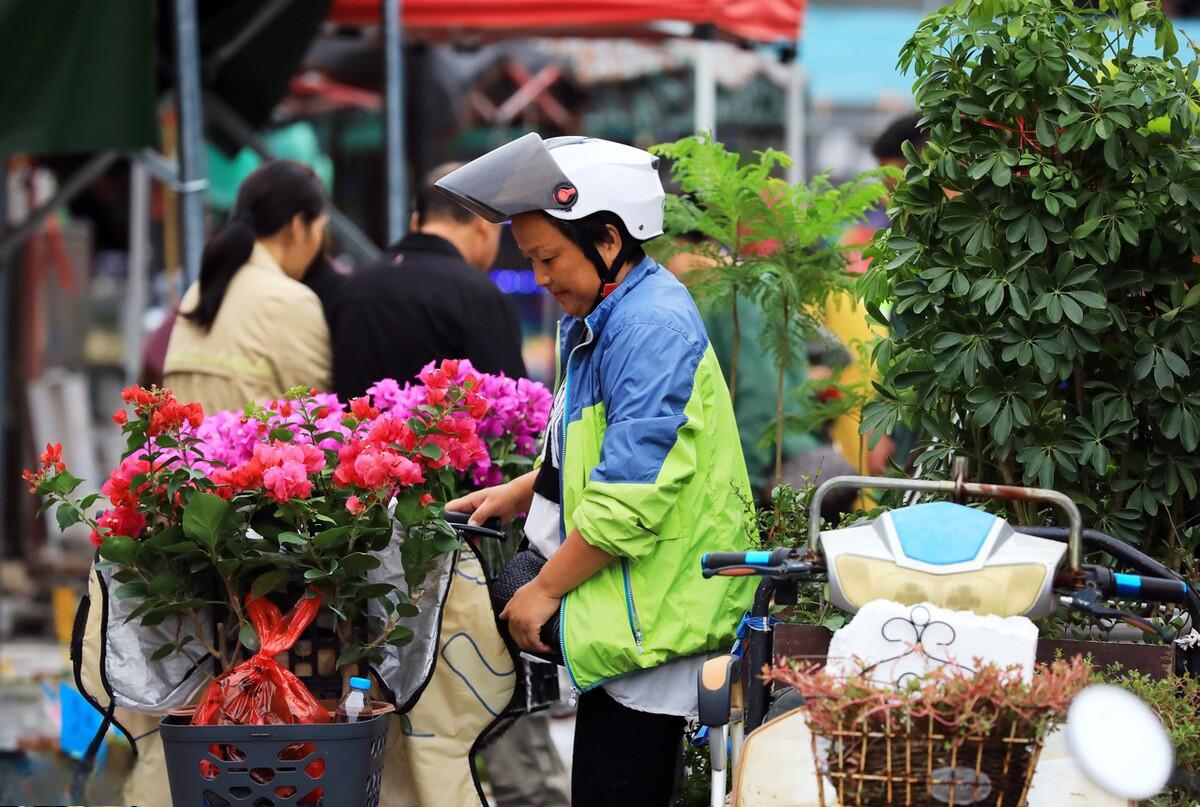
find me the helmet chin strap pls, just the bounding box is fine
[580,240,632,314]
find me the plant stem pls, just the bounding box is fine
[187,611,224,666]
[775,294,788,486]
[730,291,740,407]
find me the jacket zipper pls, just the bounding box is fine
[558,319,594,691]
[621,559,645,653]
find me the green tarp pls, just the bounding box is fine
[0,0,157,155]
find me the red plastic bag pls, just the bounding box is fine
[192,590,329,726]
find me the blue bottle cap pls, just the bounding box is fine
[349,676,371,691]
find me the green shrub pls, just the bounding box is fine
[862,0,1200,566]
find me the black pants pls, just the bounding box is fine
[571,687,686,807]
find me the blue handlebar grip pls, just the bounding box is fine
[1113,572,1190,603]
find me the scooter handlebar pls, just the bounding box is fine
[700,548,811,578]
[1089,567,1191,604]
[443,509,504,539]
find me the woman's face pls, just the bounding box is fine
[512,213,618,317]
[280,212,328,279]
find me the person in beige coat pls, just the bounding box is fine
[120,160,329,807]
[164,159,331,412]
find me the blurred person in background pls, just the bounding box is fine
[330,162,526,401]
[834,113,930,476]
[163,160,331,412]
[140,248,343,389]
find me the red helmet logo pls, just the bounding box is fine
[553,183,578,207]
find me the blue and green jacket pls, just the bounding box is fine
[553,256,759,691]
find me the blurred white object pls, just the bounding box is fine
[1065,684,1173,801]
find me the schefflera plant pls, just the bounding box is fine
[861,0,1200,567]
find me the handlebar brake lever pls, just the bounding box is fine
[1060,587,1172,643]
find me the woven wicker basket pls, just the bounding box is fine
[811,713,1049,807]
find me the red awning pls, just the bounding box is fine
[327,0,805,44]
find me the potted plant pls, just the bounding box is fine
[650,135,898,485]
[860,0,1200,567]
[25,359,552,806]
[768,657,1093,807]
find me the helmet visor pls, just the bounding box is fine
[434,133,577,223]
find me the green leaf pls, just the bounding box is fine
[340,553,382,575]
[1153,354,1175,389]
[55,504,82,532]
[314,526,351,550]
[151,643,177,662]
[418,443,443,461]
[114,582,148,599]
[1131,0,1149,19]
[239,622,260,652]
[98,535,138,566]
[268,428,295,443]
[1026,217,1047,253]
[1161,348,1190,377]
[991,161,1012,187]
[336,644,365,668]
[148,572,182,597]
[251,569,290,599]
[182,493,231,548]
[994,404,1013,445]
[277,531,307,548]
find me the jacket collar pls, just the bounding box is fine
[247,242,287,276]
[566,255,658,335]
[390,232,466,262]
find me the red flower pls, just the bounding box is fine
[349,396,379,421]
[21,468,40,494]
[39,443,63,469]
[94,506,147,543]
[346,495,365,515]
[121,386,156,406]
[112,409,128,426]
[419,493,434,507]
[441,359,461,378]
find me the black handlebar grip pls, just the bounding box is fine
[443,509,504,537]
[1097,568,1191,604]
[701,547,791,572]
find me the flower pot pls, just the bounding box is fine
[160,702,393,807]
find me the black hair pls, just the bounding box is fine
[183,160,325,330]
[414,162,474,227]
[871,113,928,162]
[541,210,646,280]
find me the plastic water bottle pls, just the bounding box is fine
[333,676,374,723]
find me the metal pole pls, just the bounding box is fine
[207,0,296,76]
[0,152,120,261]
[173,0,208,286]
[784,55,808,184]
[125,159,150,385]
[383,0,408,245]
[204,92,382,265]
[693,31,717,138]
[0,158,10,610]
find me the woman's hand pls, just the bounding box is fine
[500,577,561,655]
[445,470,536,526]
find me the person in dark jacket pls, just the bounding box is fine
[330,164,527,399]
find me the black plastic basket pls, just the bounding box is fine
[160,709,390,807]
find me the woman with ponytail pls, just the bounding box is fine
[164,160,331,412]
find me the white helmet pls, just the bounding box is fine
[434,133,665,240]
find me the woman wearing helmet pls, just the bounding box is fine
[444,134,756,805]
